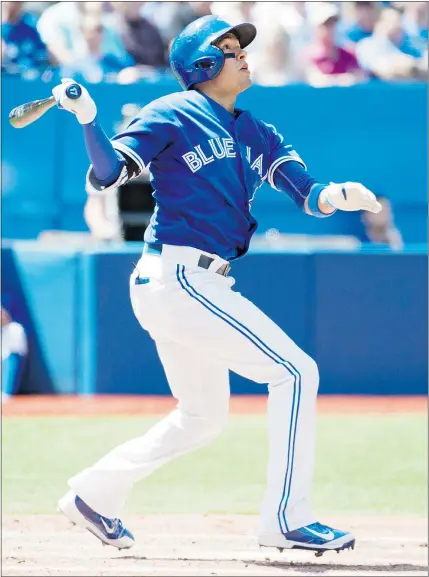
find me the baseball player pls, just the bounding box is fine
[56,16,381,556]
[1,305,27,399]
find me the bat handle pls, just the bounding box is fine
[65,84,82,100]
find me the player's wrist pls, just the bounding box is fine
[76,101,97,125]
[317,188,336,214]
[305,184,337,218]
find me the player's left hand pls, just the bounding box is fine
[52,78,97,125]
[320,182,382,213]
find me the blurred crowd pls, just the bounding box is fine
[2,1,428,86]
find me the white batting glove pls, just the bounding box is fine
[52,78,97,125]
[320,182,382,213]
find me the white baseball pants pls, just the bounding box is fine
[69,245,319,537]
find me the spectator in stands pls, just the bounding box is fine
[109,2,167,72]
[1,305,28,399]
[302,2,366,87]
[213,1,308,62]
[402,1,428,56]
[184,1,214,21]
[84,194,122,241]
[343,2,379,48]
[252,1,313,57]
[2,1,48,76]
[248,24,304,86]
[211,1,256,23]
[18,2,53,21]
[141,1,212,47]
[36,1,126,69]
[360,196,403,250]
[211,2,259,54]
[61,13,134,84]
[356,7,427,80]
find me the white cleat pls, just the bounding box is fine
[259,522,355,557]
[58,490,135,549]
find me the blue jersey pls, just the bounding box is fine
[111,90,306,260]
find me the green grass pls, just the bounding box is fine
[2,414,427,516]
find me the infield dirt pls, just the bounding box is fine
[3,514,428,576]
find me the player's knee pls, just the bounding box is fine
[200,411,229,442]
[179,409,228,445]
[275,354,319,388]
[301,356,319,391]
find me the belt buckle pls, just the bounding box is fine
[217,263,231,276]
[197,254,231,276]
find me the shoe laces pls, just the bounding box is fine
[101,515,122,532]
[309,522,333,533]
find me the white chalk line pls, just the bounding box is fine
[3,549,427,566]
[2,531,427,544]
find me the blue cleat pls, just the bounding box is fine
[259,522,355,557]
[58,491,135,549]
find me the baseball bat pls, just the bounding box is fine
[9,83,82,129]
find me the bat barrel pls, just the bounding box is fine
[9,97,56,129]
[9,84,82,128]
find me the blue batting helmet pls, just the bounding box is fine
[169,15,257,90]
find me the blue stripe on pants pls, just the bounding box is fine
[176,264,302,533]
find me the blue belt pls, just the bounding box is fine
[143,243,231,277]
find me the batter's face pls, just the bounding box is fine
[211,33,251,94]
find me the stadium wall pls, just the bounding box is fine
[2,243,427,396]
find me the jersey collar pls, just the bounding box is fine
[195,90,244,123]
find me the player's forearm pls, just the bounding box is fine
[272,162,336,218]
[51,79,126,187]
[82,118,125,185]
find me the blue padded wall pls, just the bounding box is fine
[314,252,428,394]
[3,244,426,396]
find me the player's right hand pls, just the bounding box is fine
[52,78,97,125]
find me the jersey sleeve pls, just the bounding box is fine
[263,122,307,191]
[111,99,178,174]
